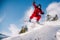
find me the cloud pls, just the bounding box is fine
[46,2,60,19]
[9,24,20,36]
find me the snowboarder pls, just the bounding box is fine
[29,1,44,23]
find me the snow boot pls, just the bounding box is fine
[29,19,31,22]
[37,21,40,24]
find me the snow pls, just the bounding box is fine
[56,30,60,40]
[44,20,60,26]
[2,20,60,40]
[9,24,20,36]
[2,2,60,40]
[46,2,60,19]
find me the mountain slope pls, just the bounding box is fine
[0,34,8,40]
[3,21,60,40]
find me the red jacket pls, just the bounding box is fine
[33,3,43,15]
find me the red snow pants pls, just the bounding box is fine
[30,13,41,22]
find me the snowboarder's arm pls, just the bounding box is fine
[40,9,44,15]
[33,2,37,8]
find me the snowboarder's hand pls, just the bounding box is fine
[33,1,35,4]
[42,12,44,15]
[33,2,35,3]
[33,0,35,3]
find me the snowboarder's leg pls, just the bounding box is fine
[36,15,41,23]
[29,13,36,22]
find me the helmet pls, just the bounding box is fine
[38,4,41,8]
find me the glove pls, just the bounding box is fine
[33,0,35,4]
[33,1,35,4]
[42,12,44,15]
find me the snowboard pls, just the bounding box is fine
[24,20,43,25]
[24,20,35,23]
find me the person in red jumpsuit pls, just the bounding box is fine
[29,2,44,23]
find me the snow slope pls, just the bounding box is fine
[2,20,60,40]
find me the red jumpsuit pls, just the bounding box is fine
[30,3,43,22]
